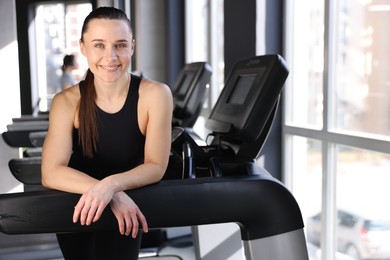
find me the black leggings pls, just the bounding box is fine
[57,230,142,260]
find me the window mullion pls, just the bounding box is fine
[322,0,339,259]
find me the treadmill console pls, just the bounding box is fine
[167,55,289,179]
[206,54,289,142]
[172,62,212,127]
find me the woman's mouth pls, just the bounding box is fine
[101,65,121,72]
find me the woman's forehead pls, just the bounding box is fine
[84,19,133,40]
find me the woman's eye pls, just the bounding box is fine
[94,43,104,48]
[116,43,127,49]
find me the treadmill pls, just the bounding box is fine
[0,54,309,260]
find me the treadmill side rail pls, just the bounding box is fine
[0,173,303,241]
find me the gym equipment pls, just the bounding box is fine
[2,120,48,148]
[3,114,49,148]
[0,173,307,260]
[0,54,309,259]
[11,114,49,123]
[167,54,289,179]
[172,62,212,127]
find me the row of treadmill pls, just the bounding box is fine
[0,55,309,260]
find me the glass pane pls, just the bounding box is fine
[336,145,390,259]
[289,136,323,251]
[333,1,390,137]
[34,3,91,112]
[285,1,324,129]
[186,0,224,139]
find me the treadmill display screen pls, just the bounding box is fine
[176,72,195,96]
[227,74,257,105]
[226,68,265,105]
[226,74,256,105]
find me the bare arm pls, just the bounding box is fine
[103,80,173,192]
[45,80,173,237]
[77,80,173,236]
[41,86,99,193]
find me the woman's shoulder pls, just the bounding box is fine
[48,84,81,129]
[51,83,81,111]
[138,77,172,99]
[138,78,173,116]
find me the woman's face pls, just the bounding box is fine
[80,19,134,83]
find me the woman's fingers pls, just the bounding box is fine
[110,192,149,237]
[73,194,107,225]
[123,208,148,238]
[137,209,148,234]
[75,190,148,237]
[124,214,132,236]
[130,211,139,238]
[73,182,114,225]
[85,201,99,225]
[73,195,85,223]
[93,202,106,223]
[117,214,125,235]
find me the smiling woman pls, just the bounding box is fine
[41,6,173,260]
[80,18,134,83]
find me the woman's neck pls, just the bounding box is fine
[94,73,130,102]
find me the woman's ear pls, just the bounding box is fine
[131,39,135,55]
[79,40,86,57]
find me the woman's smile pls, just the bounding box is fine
[100,64,122,72]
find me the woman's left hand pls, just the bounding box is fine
[110,191,149,237]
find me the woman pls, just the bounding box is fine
[41,6,173,260]
[60,54,78,91]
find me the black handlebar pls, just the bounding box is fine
[0,167,303,241]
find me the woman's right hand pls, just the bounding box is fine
[110,191,148,238]
[73,180,115,226]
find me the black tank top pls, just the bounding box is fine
[68,74,145,180]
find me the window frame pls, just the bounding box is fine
[283,0,390,259]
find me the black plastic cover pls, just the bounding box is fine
[0,168,304,241]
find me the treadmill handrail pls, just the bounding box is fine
[6,121,49,131]
[0,170,304,241]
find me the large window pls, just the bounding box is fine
[185,0,224,139]
[30,2,91,112]
[284,0,390,259]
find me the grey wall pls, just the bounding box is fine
[133,0,184,88]
[134,0,167,82]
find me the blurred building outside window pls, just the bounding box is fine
[284,0,390,259]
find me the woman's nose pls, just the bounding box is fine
[105,46,118,58]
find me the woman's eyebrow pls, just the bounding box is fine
[90,39,129,43]
[116,39,129,42]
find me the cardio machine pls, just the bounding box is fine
[0,54,309,260]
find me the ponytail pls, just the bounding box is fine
[79,69,99,158]
[78,6,133,157]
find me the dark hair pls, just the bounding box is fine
[62,54,75,71]
[80,6,133,43]
[79,7,133,158]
